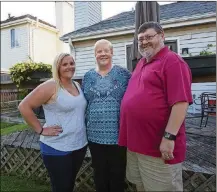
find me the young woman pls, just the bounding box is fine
[18,53,87,192]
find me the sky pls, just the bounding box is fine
[1,1,173,26]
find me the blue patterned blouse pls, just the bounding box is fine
[82,65,131,144]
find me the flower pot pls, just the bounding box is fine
[183,55,216,77]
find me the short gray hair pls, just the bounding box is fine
[94,39,113,52]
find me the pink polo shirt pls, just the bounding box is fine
[118,47,193,164]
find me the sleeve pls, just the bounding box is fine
[81,73,86,92]
[124,68,132,84]
[120,67,132,89]
[164,57,193,107]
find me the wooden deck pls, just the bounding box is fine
[1,115,216,175]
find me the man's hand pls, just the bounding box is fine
[160,137,175,160]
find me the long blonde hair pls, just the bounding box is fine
[52,53,72,97]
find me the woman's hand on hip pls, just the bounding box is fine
[41,125,63,136]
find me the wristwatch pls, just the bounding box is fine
[163,132,176,140]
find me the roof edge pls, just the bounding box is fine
[1,14,56,29]
[61,13,216,42]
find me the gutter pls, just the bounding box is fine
[61,13,216,42]
[61,26,134,42]
[1,18,28,28]
[68,37,76,59]
[1,18,59,33]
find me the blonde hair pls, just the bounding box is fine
[52,53,72,97]
[94,39,113,52]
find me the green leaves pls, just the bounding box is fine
[199,44,215,56]
[9,62,52,87]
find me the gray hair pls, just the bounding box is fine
[138,21,164,34]
[94,39,113,52]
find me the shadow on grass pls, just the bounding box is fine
[1,122,29,136]
[1,175,50,192]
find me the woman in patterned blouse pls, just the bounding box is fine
[82,39,131,192]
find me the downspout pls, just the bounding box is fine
[29,21,35,61]
[69,37,75,59]
[31,18,39,62]
[28,23,31,61]
[69,37,78,77]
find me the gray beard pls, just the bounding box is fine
[138,41,165,60]
[138,47,153,60]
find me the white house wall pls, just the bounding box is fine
[74,36,133,76]
[188,82,216,114]
[74,2,101,30]
[32,26,59,64]
[1,24,29,69]
[72,24,216,77]
[165,25,216,56]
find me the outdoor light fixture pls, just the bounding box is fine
[182,48,189,55]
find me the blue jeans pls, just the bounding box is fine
[42,145,87,192]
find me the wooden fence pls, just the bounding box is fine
[1,143,216,192]
[1,89,27,114]
[1,89,19,102]
[1,145,136,192]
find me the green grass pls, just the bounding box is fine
[1,122,29,136]
[1,122,16,129]
[1,175,50,191]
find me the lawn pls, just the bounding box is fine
[1,122,29,136]
[1,122,49,191]
[1,175,50,191]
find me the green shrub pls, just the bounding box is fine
[199,44,215,56]
[9,62,52,87]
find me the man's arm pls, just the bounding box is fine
[160,55,192,161]
[165,102,189,135]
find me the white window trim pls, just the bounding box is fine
[124,42,133,69]
[11,28,21,49]
[165,37,180,55]
[124,37,180,69]
[11,29,15,48]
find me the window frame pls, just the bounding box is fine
[11,29,16,48]
[125,37,180,70]
[10,28,20,48]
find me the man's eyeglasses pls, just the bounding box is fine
[138,33,159,43]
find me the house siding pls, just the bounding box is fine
[74,2,101,30]
[31,26,59,64]
[72,23,216,77]
[1,24,29,69]
[165,24,216,56]
[188,82,216,114]
[73,35,133,76]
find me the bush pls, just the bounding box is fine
[199,44,215,56]
[9,62,52,88]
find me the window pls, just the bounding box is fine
[126,39,178,71]
[10,29,19,48]
[126,44,133,71]
[11,29,15,48]
[165,40,178,53]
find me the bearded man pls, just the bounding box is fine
[118,22,193,191]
